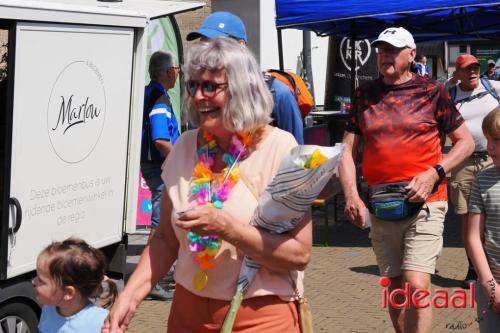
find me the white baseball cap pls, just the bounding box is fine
[371,27,416,49]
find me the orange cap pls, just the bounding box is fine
[455,54,480,70]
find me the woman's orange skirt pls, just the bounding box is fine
[167,284,300,333]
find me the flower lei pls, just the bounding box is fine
[187,131,252,291]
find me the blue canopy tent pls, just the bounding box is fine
[275,0,500,40]
[274,0,500,102]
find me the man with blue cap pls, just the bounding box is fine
[187,11,247,42]
[187,11,304,144]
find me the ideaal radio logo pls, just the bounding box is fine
[379,277,478,330]
[379,276,475,309]
[47,60,106,163]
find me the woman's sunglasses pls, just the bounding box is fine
[186,80,228,97]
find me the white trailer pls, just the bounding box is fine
[0,0,202,331]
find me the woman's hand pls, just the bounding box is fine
[176,206,232,237]
[101,292,138,333]
[101,191,178,333]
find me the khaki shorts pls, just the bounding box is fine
[369,201,447,277]
[450,156,493,215]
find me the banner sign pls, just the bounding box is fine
[326,36,378,110]
[136,172,152,226]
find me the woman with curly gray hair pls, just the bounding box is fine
[103,37,311,333]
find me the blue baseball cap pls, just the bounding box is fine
[186,11,247,42]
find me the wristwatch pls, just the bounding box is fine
[433,164,446,180]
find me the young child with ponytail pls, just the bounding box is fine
[32,238,117,333]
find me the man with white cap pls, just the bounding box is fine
[187,11,304,144]
[339,27,474,333]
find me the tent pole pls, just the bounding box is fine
[302,31,315,102]
[277,28,284,70]
[350,20,356,105]
[444,41,449,78]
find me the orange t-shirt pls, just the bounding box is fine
[346,75,464,202]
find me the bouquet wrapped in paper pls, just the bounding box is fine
[222,144,344,332]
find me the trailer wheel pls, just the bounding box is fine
[0,302,39,333]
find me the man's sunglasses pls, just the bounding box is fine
[186,80,228,97]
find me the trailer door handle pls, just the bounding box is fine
[8,197,22,234]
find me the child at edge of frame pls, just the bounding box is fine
[465,106,500,333]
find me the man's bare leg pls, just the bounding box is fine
[387,276,405,333]
[403,270,432,333]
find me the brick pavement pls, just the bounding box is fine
[126,208,480,333]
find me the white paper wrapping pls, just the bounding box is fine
[251,144,344,233]
[236,144,344,293]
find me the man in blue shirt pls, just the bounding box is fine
[415,54,430,77]
[186,11,304,144]
[141,50,180,300]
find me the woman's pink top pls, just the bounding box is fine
[162,127,304,301]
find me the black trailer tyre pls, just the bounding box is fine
[0,302,39,333]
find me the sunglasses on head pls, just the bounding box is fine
[186,80,228,97]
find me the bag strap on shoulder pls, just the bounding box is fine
[449,78,500,105]
[268,69,299,97]
[239,171,259,202]
[449,85,457,102]
[480,77,500,104]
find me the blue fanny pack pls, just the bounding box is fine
[368,182,423,221]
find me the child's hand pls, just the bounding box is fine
[483,279,500,314]
[492,281,500,314]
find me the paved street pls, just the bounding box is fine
[126,202,480,333]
